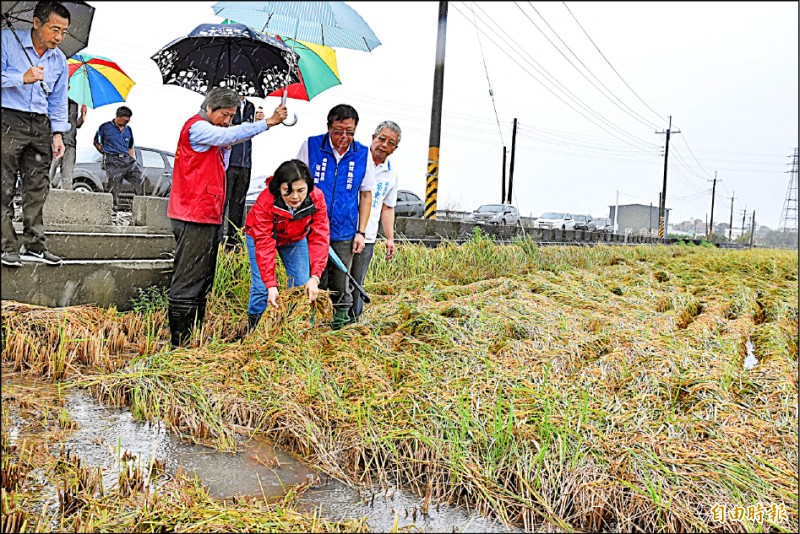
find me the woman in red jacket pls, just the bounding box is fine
[244,159,330,330]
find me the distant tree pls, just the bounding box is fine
[757,228,798,249]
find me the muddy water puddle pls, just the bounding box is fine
[5,380,522,533]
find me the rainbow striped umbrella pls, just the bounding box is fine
[67,53,135,109]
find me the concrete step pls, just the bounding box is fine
[1,259,173,311]
[12,223,175,260]
[43,232,175,260]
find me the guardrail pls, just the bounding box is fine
[391,216,689,246]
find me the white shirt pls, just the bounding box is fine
[364,155,398,243]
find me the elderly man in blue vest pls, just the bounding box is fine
[296,104,375,329]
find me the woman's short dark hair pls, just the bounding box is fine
[326,104,358,127]
[268,159,314,198]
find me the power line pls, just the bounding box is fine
[453,3,660,152]
[561,1,665,125]
[517,128,659,156]
[519,1,662,130]
[471,8,505,146]
[675,133,713,178]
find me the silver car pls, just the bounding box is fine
[466,204,520,225]
[573,214,593,230]
[588,217,614,234]
[395,190,424,218]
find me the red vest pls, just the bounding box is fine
[167,114,227,224]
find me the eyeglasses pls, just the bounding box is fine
[45,24,69,36]
[331,129,356,137]
[376,135,397,149]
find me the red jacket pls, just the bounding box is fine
[167,114,227,224]
[244,177,330,289]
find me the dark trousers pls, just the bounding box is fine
[1,108,52,254]
[321,239,355,311]
[168,219,221,346]
[221,165,251,248]
[48,143,76,189]
[105,154,144,207]
[349,242,375,319]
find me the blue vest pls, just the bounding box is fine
[306,133,369,241]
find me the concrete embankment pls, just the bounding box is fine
[3,192,174,311]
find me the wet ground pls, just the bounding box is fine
[6,380,523,533]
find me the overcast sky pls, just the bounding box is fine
[70,1,798,229]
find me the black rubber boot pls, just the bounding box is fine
[168,299,198,348]
[196,299,207,327]
[247,313,262,332]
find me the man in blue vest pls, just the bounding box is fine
[296,104,375,329]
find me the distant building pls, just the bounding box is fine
[608,203,669,236]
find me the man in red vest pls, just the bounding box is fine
[167,87,287,348]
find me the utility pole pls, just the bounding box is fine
[649,202,653,236]
[656,115,680,239]
[657,192,661,236]
[749,210,756,248]
[501,146,507,204]
[424,1,448,220]
[708,171,717,241]
[614,191,619,233]
[728,192,735,244]
[741,209,747,245]
[507,118,518,204]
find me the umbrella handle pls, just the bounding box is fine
[282,112,298,127]
[279,87,297,126]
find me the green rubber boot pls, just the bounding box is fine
[331,308,351,330]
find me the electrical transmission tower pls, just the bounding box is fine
[778,147,798,231]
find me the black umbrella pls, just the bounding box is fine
[150,22,299,98]
[1,0,95,58]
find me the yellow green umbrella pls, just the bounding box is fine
[267,35,341,101]
[221,18,340,101]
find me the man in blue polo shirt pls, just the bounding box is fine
[1,0,71,267]
[94,105,144,209]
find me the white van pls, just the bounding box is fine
[533,212,575,230]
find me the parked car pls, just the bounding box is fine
[573,214,593,230]
[465,203,520,226]
[395,189,424,218]
[533,212,575,230]
[245,174,269,207]
[588,217,614,234]
[54,146,174,205]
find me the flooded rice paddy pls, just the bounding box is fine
[4,376,521,533]
[2,243,797,532]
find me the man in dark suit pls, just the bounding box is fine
[221,93,256,251]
